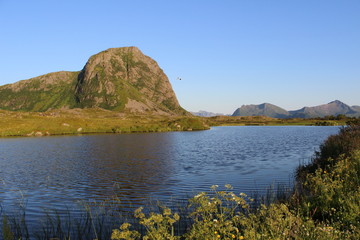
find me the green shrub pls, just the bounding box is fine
[295,123,360,239]
[185,184,251,240]
[111,223,141,240]
[112,206,180,240]
[297,125,360,179]
[300,151,360,228]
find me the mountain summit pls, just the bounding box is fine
[232,103,290,118]
[232,100,360,118]
[289,100,358,118]
[0,47,186,115]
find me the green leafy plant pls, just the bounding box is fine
[112,206,180,240]
[301,151,360,228]
[185,184,250,240]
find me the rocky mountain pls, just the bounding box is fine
[351,105,360,113]
[232,103,290,118]
[289,100,358,118]
[191,110,225,117]
[0,47,187,115]
[232,100,360,118]
[0,71,79,112]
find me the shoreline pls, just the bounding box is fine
[0,108,348,138]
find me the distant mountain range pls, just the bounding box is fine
[191,110,226,117]
[232,103,290,118]
[232,100,360,118]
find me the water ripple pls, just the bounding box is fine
[0,126,339,218]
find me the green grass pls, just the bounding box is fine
[0,108,209,137]
[204,115,348,126]
[0,72,79,112]
[0,109,352,138]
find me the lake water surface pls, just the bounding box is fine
[0,126,339,220]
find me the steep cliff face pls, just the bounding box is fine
[74,47,184,114]
[0,47,186,115]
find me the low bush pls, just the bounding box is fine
[297,151,360,232]
[297,124,360,179]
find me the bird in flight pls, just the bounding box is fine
[177,77,182,80]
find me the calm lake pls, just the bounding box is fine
[0,126,339,220]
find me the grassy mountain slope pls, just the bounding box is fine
[0,71,78,111]
[0,47,186,115]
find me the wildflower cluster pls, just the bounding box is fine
[185,184,250,239]
[112,206,180,240]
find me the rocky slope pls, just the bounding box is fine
[232,100,360,118]
[289,100,358,118]
[0,47,186,115]
[232,103,290,118]
[352,105,360,112]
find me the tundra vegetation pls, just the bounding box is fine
[204,115,356,127]
[1,109,357,138]
[0,108,209,137]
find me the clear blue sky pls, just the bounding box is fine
[1,0,359,114]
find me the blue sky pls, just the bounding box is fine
[0,0,359,114]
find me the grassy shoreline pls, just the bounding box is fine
[0,109,351,138]
[0,109,210,137]
[204,115,349,126]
